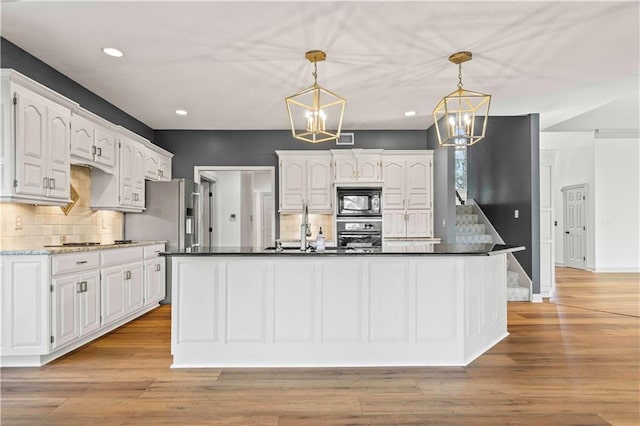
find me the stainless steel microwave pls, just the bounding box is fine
[336,188,382,217]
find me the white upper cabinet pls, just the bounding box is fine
[1,72,74,205]
[331,149,383,183]
[70,109,116,174]
[276,150,333,213]
[144,147,172,182]
[381,150,434,238]
[91,128,149,212]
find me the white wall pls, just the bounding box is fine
[540,132,595,269]
[594,138,640,271]
[216,171,241,246]
[541,132,640,272]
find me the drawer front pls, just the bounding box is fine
[101,247,144,267]
[52,251,100,276]
[144,244,165,260]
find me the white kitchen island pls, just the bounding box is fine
[164,244,524,368]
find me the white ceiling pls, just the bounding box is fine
[1,0,639,132]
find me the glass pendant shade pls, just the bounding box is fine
[432,52,491,147]
[286,50,346,144]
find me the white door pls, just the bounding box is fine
[70,115,95,162]
[540,150,557,296]
[262,193,274,247]
[383,210,406,238]
[132,145,146,208]
[46,102,71,200]
[95,127,116,170]
[357,154,381,181]
[563,184,587,269]
[101,266,126,326]
[279,159,305,211]
[406,158,430,209]
[406,210,432,238]
[14,86,48,197]
[125,263,145,312]
[51,274,80,350]
[307,157,332,211]
[382,160,405,209]
[119,139,134,207]
[79,270,101,336]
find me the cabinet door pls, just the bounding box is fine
[132,146,145,208]
[382,160,405,209]
[101,265,126,326]
[79,270,101,336]
[334,158,357,182]
[279,159,306,211]
[406,210,432,238]
[144,150,160,180]
[158,155,171,181]
[307,157,332,211]
[383,210,407,238]
[125,263,144,313]
[51,274,80,350]
[70,115,95,163]
[144,258,165,305]
[46,102,71,200]
[13,86,48,197]
[406,158,430,209]
[94,127,116,171]
[357,154,381,181]
[119,140,134,207]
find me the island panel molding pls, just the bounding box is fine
[168,252,510,367]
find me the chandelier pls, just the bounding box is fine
[432,51,491,147]
[286,50,346,143]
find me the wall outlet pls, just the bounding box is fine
[15,216,23,230]
[514,209,519,219]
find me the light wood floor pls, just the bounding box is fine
[1,267,638,425]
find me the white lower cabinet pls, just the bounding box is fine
[100,246,145,327]
[51,269,100,351]
[144,244,166,306]
[0,243,164,367]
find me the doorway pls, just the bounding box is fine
[194,166,275,248]
[540,150,557,297]
[562,183,588,270]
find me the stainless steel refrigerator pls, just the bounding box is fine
[124,178,203,303]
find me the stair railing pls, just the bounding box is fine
[456,190,465,205]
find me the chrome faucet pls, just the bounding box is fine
[300,202,312,251]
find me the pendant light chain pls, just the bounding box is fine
[457,63,463,89]
[312,60,318,85]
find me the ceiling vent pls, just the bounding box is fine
[336,133,354,145]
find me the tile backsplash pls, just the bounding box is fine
[279,213,334,241]
[0,165,123,250]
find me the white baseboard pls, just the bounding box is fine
[531,294,543,303]
[594,267,640,273]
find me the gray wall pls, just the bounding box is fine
[466,114,540,294]
[426,126,456,243]
[153,130,428,179]
[1,37,153,140]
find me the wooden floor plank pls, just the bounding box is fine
[1,267,638,425]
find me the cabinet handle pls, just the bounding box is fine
[81,281,88,292]
[97,147,102,156]
[77,282,83,293]
[92,145,97,155]
[155,263,161,272]
[49,178,56,189]
[76,260,88,264]
[43,177,50,189]
[125,270,132,280]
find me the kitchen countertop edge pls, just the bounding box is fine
[160,244,525,257]
[0,241,168,256]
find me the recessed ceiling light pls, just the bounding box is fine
[404,111,417,117]
[175,109,188,116]
[102,47,124,58]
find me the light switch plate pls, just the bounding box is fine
[514,209,519,219]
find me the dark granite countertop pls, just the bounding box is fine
[161,244,525,257]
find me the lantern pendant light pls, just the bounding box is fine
[433,51,491,147]
[286,50,346,143]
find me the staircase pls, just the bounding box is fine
[456,205,530,301]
